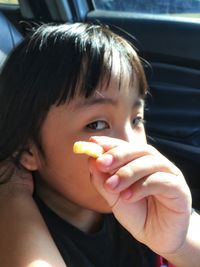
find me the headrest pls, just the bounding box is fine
[0,12,22,71]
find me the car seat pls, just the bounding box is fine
[0,11,22,71]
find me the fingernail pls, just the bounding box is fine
[98,154,113,167]
[105,174,119,190]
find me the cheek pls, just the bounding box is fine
[38,148,92,194]
[65,154,91,180]
[37,153,110,212]
[43,149,90,184]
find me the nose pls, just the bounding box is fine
[113,123,134,143]
[113,122,146,145]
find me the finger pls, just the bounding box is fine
[96,143,160,173]
[0,160,15,184]
[89,136,126,151]
[0,159,34,193]
[91,136,157,156]
[104,154,180,193]
[120,172,191,213]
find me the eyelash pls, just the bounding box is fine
[86,117,145,131]
[86,120,109,131]
[132,117,145,128]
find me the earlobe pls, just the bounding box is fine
[19,147,39,171]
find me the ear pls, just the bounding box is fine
[19,144,40,171]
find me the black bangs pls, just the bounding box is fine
[25,23,144,106]
[24,23,115,106]
[51,23,116,104]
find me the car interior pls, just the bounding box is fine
[0,11,22,70]
[0,0,200,211]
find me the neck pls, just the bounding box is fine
[35,179,103,233]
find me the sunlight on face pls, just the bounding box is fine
[33,52,146,220]
[28,260,52,267]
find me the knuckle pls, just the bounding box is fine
[109,144,128,161]
[117,165,134,179]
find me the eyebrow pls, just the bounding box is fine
[73,96,144,110]
[75,97,117,109]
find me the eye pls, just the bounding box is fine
[86,120,109,131]
[132,116,145,128]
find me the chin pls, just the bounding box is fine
[95,206,113,214]
[88,200,113,214]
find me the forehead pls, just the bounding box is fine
[67,49,140,109]
[69,66,140,111]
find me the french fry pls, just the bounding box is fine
[73,141,104,158]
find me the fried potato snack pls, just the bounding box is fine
[73,141,104,158]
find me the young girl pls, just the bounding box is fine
[0,23,200,267]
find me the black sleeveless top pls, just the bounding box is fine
[35,196,156,267]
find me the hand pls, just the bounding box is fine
[89,136,192,255]
[0,159,34,195]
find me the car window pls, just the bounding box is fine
[0,0,18,4]
[93,0,200,19]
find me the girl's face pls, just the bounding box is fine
[32,64,147,215]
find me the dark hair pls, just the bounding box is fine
[0,23,147,163]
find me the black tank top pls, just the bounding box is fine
[35,196,156,267]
